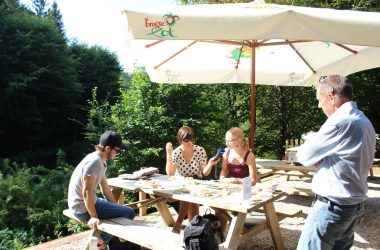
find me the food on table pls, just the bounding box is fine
[221,183,242,190]
[189,187,215,196]
[135,179,161,188]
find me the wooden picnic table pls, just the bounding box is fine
[256,158,314,180]
[107,175,286,250]
[257,155,378,179]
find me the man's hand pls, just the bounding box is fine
[87,217,100,229]
[312,159,323,169]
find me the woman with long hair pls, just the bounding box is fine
[220,127,257,185]
[216,127,258,232]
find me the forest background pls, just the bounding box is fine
[0,0,379,249]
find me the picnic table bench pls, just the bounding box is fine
[63,209,183,250]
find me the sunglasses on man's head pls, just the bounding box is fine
[319,76,335,94]
[319,76,328,83]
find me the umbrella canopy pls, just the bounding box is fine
[126,39,380,86]
[122,2,380,148]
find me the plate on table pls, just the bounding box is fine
[159,180,185,192]
[192,179,224,190]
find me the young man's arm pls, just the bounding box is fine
[82,175,99,228]
[99,177,118,203]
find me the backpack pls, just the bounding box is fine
[183,210,224,250]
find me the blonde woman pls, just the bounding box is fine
[220,127,257,185]
[216,127,258,232]
[165,126,218,233]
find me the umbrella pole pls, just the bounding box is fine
[250,42,256,150]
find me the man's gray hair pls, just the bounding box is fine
[318,75,353,100]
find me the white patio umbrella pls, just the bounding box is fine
[122,2,380,148]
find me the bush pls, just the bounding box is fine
[0,150,73,248]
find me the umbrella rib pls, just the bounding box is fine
[201,40,250,46]
[145,40,165,48]
[334,43,358,54]
[153,40,198,69]
[235,46,244,69]
[258,40,309,46]
[287,40,316,74]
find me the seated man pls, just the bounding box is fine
[68,131,135,249]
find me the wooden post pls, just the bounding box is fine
[264,202,285,250]
[111,187,123,204]
[139,191,147,216]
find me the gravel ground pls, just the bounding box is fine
[33,168,380,250]
[239,174,380,250]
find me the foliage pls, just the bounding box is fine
[88,67,378,176]
[47,1,65,36]
[255,85,325,158]
[0,0,379,248]
[349,70,380,130]
[31,0,48,16]
[0,151,73,249]
[0,2,123,167]
[0,5,82,166]
[70,42,122,106]
[87,69,249,176]
[180,0,380,11]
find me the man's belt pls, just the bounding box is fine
[315,194,361,209]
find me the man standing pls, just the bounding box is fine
[68,131,135,249]
[297,75,376,250]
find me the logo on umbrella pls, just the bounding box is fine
[145,12,179,38]
[228,47,251,64]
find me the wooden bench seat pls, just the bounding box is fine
[63,209,183,250]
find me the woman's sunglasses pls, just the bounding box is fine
[182,134,194,142]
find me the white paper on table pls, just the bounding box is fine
[242,177,252,201]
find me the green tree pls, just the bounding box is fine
[47,1,65,36]
[70,43,122,106]
[0,6,82,165]
[0,1,125,167]
[87,69,238,176]
[31,0,47,16]
[255,86,325,159]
